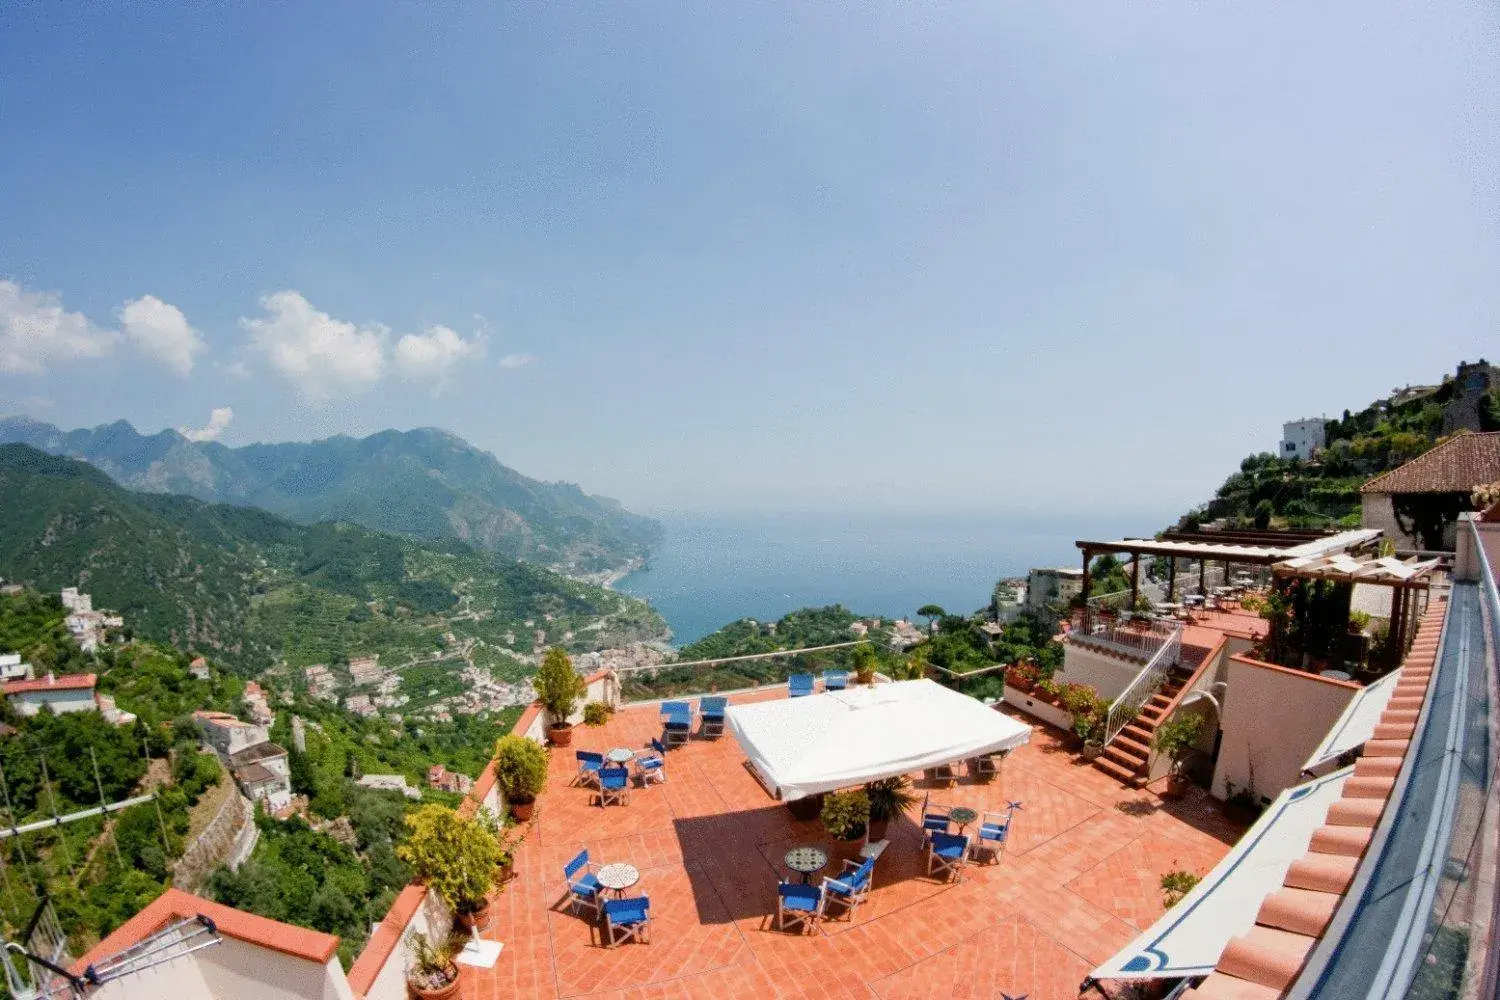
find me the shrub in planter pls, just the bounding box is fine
[533,647,588,746]
[1007,662,1039,692]
[1034,678,1061,705]
[864,775,917,840]
[582,701,611,726]
[1153,714,1204,798]
[405,931,461,1000]
[820,789,870,843]
[494,734,548,822]
[397,805,504,931]
[851,642,879,684]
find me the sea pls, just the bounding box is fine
[615,509,1174,644]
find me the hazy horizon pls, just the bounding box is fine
[3,4,1497,515]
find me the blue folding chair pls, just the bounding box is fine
[603,895,651,947]
[822,670,848,691]
[661,701,692,747]
[920,793,951,843]
[777,880,823,934]
[698,696,728,738]
[635,737,667,786]
[575,750,605,787]
[598,765,631,806]
[975,801,1022,865]
[788,674,815,698]
[927,832,970,881]
[563,849,602,918]
[821,857,875,921]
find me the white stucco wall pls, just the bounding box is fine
[92,939,354,1000]
[1001,685,1073,731]
[361,890,453,1000]
[1212,655,1359,804]
[1054,642,1143,702]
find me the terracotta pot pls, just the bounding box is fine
[867,818,891,842]
[495,860,514,884]
[509,797,536,822]
[1163,773,1191,800]
[788,793,824,822]
[454,898,490,934]
[832,828,866,864]
[1081,741,1103,762]
[407,964,461,1000]
[549,722,574,747]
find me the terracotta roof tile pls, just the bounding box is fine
[1218,926,1315,990]
[1255,887,1338,938]
[1,673,96,695]
[346,883,427,995]
[1361,431,1500,495]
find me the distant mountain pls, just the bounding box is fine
[0,444,667,669]
[0,417,661,577]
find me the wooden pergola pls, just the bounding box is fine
[1271,554,1440,667]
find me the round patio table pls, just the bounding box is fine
[606,748,636,764]
[784,846,829,884]
[948,807,979,832]
[1320,669,1353,682]
[596,862,640,898]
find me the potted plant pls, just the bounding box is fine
[1007,662,1038,693]
[1152,713,1204,799]
[788,791,825,823]
[582,701,611,726]
[1071,694,1107,761]
[533,646,587,747]
[1222,771,1264,824]
[405,931,461,1000]
[396,805,505,935]
[820,788,869,859]
[1035,678,1061,706]
[851,643,878,685]
[863,776,916,841]
[493,734,548,823]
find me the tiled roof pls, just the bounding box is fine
[234,761,279,785]
[1360,431,1500,495]
[71,887,339,973]
[0,672,96,695]
[228,741,286,766]
[1183,597,1447,1000]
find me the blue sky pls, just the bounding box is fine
[1,3,1496,515]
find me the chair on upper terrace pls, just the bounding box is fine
[788,674,815,698]
[927,832,970,882]
[821,857,875,922]
[966,752,1000,783]
[635,737,667,786]
[661,701,692,747]
[575,750,605,788]
[822,670,848,692]
[698,696,728,738]
[597,765,631,807]
[776,881,824,934]
[603,895,651,947]
[562,849,603,919]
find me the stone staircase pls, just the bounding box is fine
[1092,662,1198,787]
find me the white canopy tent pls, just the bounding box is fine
[1089,766,1352,983]
[725,679,1032,801]
[1302,670,1401,773]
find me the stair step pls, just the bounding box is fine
[1115,733,1152,757]
[1094,756,1141,784]
[1104,743,1147,767]
[1123,723,1155,743]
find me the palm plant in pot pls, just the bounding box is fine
[820,788,870,860]
[864,775,917,841]
[851,642,879,684]
[1152,713,1204,799]
[533,646,587,747]
[397,805,505,935]
[494,734,548,823]
[405,931,461,1000]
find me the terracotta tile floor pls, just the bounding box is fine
[461,691,1246,1000]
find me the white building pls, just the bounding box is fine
[356,774,422,800]
[1026,567,1085,612]
[229,741,292,811]
[60,587,92,613]
[194,711,271,759]
[1280,417,1328,461]
[1,672,98,716]
[0,653,32,683]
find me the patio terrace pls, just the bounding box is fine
[461,688,1248,1000]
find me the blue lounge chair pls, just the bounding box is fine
[788,674,815,698]
[575,750,605,787]
[920,793,951,842]
[975,801,1022,864]
[635,738,667,786]
[821,857,874,921]
[603,895,651,947]
[777,880,823,934]
[822,670,848,691]
[698,696,728,738]
[927,831,970,881]
[661,701,692,747]
[563,849,602,918]
[598,765,631,806]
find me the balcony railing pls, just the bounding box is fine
[1069,608,1182,661]
[1103,626,1183,747]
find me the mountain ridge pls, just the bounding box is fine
[0,417,660,578]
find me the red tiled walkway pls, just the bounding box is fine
[461,691,1245,1000]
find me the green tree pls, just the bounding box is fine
[916,604,946,633]
[1253,499,1274,530]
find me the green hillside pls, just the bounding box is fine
[0,418,662,577]
[0,444,667,672]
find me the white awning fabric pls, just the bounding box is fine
[725,679,1032,801]
[1090,766,1353,982]
[1302,671,1401,773]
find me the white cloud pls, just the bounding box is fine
[0,280,119,375]
[498,353,538,369]
[394,325,486,386]
[119,295,206,375]
[240,291,386,400]
[181,406,234,443]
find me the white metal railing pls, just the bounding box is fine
[1071,608,1180,660]
[1102,624,1182,747]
